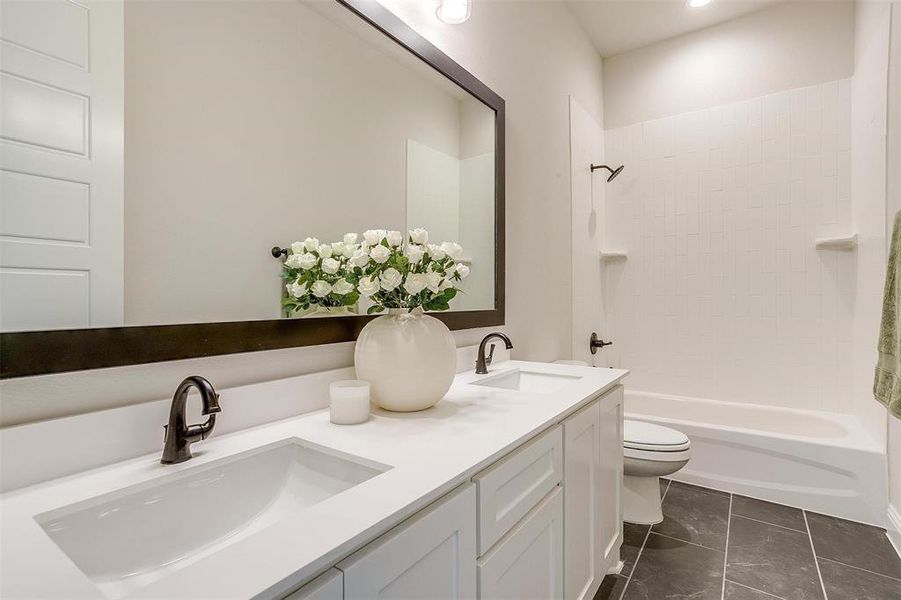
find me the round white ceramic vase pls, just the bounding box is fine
[354,308,456,412]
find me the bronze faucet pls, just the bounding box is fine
[476,332,513,374]
[161,376,221,464]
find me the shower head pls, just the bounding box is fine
[590,164,625,182]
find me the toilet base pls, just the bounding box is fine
[623,475,664,525]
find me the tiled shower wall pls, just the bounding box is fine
[603,79,855,413]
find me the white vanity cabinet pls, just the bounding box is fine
[277,383,624,600]
[338,483,477,600]
[563,385,624,600]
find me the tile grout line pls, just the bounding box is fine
[803,510,829,600]
[724,579,787,600]
[650,531,725,552]
[720,493,733,600]
[729,513,808,534]
[816,555,901,583]
[620,523,652,599]
[618,479,670,599]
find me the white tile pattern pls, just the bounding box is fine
[603,79,854,412]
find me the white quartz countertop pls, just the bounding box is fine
[0,361,628,599]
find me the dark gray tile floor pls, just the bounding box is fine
[595,479,901,600]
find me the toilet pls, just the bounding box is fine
[623,420,691,525]
[550,361,692,525]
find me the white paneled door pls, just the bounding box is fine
[0,0,123,331]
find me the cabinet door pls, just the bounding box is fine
[339,483,476,600]
[597,386,624,574]
[563,398,602,600]
[283,569,342,600]
[474,426,563,554]
[477,487,564,600]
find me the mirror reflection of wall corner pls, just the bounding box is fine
[0,0,498,333]
[406,93,496,312]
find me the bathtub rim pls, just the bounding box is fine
[624,389,882,454]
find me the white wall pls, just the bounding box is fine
[850,0,892,443]
[0,0,605,426]
[405,96,497,312]
[604,79,857,412]
[603,1,855,129]
[458,97,497,311]
[569,96,607,364]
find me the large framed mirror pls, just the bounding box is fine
[0,0,504,378]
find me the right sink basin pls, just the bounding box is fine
[471,368,583,394]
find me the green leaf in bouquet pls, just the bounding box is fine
[388,254,407,270]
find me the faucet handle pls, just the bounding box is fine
[185,414,217,443]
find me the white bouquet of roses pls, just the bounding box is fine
[354,228,469,314]
[280,228,469,316]
[281,234,362,314]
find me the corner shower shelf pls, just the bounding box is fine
[599,250,628,262]
[815,234,858,251]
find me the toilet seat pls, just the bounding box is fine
[624,420,691,452]
[624,446,691,462]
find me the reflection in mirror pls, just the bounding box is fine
[0,0,496,332]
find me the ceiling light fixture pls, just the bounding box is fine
[436,0,471,24]
[687,0,712,8]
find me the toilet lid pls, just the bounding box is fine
[624,420,690,452]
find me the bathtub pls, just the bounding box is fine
[625,390,887,526]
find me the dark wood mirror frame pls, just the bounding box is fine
[0,0,505,379]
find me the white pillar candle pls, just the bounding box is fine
[329,380,371,425]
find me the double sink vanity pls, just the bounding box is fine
[0,361,628,600]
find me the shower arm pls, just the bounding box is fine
[590,164,624,182]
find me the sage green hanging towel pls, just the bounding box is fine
[875,210,901,419]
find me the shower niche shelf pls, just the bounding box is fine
[814,234,857,251]
[599,250,628,262]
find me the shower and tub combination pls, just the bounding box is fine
[624,390,886,525]
[592,74,893,530]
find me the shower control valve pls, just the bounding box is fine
[589,332,613,355]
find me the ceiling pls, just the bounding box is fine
[564,0,783,57]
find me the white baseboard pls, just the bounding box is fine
[887,505,901,560]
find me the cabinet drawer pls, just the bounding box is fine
[473,426,563,554]
[477,486,564,600]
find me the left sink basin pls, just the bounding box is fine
[36,439,390,599]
